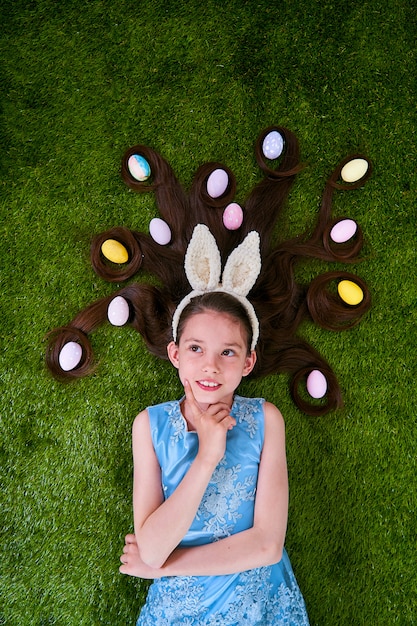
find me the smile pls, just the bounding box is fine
[197,380,221,390]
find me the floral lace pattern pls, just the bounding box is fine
[233,396,261,438]
[166,401,186,445]
[138,565,309,625]
[196,460,256,539]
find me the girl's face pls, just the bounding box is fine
[167,310,256,410]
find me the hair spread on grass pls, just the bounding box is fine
[45,126,372,415]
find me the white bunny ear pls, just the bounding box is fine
[222,231,261,296]
[184,224,222,291]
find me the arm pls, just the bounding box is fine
[132,383,236,569]
[121,401,288,577]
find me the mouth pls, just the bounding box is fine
[196,380,221,391]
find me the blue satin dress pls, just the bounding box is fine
[136,396,309,625]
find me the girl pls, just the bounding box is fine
[119,291,310,625]
[45,127,371,622]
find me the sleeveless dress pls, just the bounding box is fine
[136,395,309,626]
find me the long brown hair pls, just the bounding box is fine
[45,126,372,415]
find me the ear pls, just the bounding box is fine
[222,231,261,296]
[184,224,221,291]
[242,350,257,377]
[167,341,180,369]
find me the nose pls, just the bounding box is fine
[202,352,220,374]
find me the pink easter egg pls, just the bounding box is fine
[223,202,243,230]
[207,169,229,198]
[330,219,358,243]
[306,370,327,399]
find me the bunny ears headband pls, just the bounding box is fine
[172,224,262,351]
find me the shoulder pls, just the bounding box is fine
[132,408,161,469]
[132,408,151,445]
[263,401,284,425]
[262,401,286,447]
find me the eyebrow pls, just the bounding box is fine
[183,338,243,349]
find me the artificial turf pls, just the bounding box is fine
[1,0,416,624]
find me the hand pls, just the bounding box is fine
[184,380,236,466]
[120,534,161,579]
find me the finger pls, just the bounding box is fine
[184,380,201,418]
[220,414,236,429]
[206,403,232,419]
[211,409,233,424]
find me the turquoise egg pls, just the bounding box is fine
[128,154,151,181]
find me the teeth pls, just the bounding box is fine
[199,381,219,388]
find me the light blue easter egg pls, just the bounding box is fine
[128,154,151,181]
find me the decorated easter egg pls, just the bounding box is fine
[101,239,129,264]
[306,369,327,399]
[59,341,82,372]
[207,169,229,198]
[262,130,284,160]
[338,280,364,305]
[223,202,243,230]
[341,158,368,183]
[330,219,358,243]
[108,296,130,326]
[127,154,151,181]
[149,218,171,245]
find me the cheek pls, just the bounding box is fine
[176,356,193,379]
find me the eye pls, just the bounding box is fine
[222,349,236,357]
[190,344,202,353]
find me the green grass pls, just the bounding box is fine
[1,0,416,624]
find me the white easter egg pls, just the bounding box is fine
[306,370,328,399]
[59,341,82,372]
[207,169,229,198]
[330,219,358,243]
[108,296,130,326]
[341,158,368,183]
[262,130,284,159]
[149,218,172,245]
[128,154,151,181]
[223,202,243,230]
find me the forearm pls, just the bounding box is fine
[135,454,216,569]
[159,526,284,577]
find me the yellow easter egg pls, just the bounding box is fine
[341,158,369,183]
[338,280,364,306]
[101,239,129,264]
